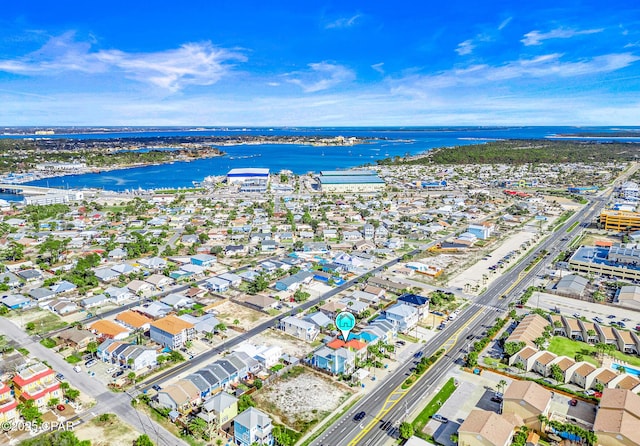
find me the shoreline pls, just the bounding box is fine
[0,136,377,186]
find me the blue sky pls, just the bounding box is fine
[0,1,639,126]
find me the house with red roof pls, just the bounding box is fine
[12,362,61,409]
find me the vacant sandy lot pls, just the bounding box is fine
[253,367,353,431]
[251,328,316,357]
[213,300,269,329]
[75,414,139,446]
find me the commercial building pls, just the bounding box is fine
[600,209,640,232]
[226,168,270,184]
[569,245,640,281]
[317,170,385,193]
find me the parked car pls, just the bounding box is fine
[608,314,616,319]
[573,313,581,318]
[491,396,503,403]
[353,411,366,422]
[112,370,124,378]
[152,384,162,391]
[583,389,595,396]
[414,351,424,359]
[55,373,65,381]
[432,414,449,424]
[56,404,65,411]
[593,317,604,324]
[106,367,117,374]
[569,399,578,406]
[618,321,627,328]
[85,359,97,368]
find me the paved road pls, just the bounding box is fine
[131,250,421,395]
[0,317,188,446]
[312,195,607,446]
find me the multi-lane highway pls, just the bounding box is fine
[312,195,607,446]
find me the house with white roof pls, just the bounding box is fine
[279,316,319,341]
[382,303,419,332]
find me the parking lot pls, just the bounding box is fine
[421,369,597,445]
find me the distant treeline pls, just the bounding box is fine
[377,140,640,165]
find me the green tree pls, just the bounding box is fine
[64,387,80,401]
[188,416,208,438]
[86,341,98,355]
[247,274,269,294]
[503,341,526,357]
[399,422,414,440]
[18,399,42,424]
[293,289,310,302]
[549,363,564,383]
[133,434,155,446]
[238,394,255,412]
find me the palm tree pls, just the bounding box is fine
[496,379,507,394]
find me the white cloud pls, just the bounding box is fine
[521,27,604,46]
[455,40,475,56]
[371,62,385,74]
[0,32,246,92]
[286,62,355,92]
[391,52,639,94]
[325,14,361,29]
[498,17,512,31]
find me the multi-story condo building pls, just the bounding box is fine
[12,362,61,409]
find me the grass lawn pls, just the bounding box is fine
[398,333,419,343]
[547,336,640,368]
[29,313,68,335]
[40,338,57,348]
[65,354,82,364]
[412,378,457,435]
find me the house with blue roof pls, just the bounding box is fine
[191,254,217,267]
[238,270,261,283]
[275,271,314,292]
[1,294,31,310]
[50,280,77,294]
[397,293,430,320]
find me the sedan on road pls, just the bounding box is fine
[353,411,366,422]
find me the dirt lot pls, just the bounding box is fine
[213,300,270,329]
[252,328,317,357]
[253,366,353,432]
[74,414,139,446]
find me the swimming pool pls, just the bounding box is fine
[612,363,640,377]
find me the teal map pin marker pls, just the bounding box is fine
[335,311,356,342]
